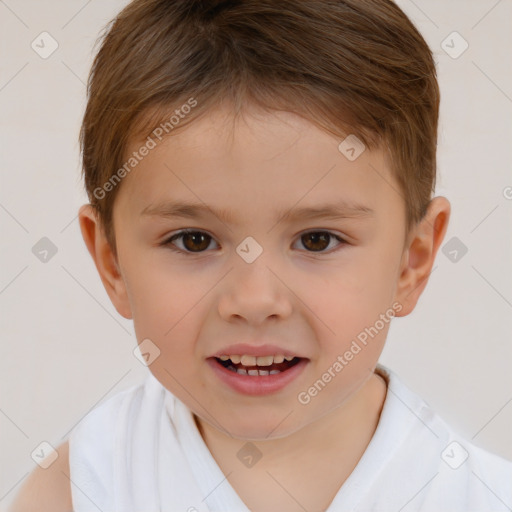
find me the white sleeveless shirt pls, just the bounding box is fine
[68,366,512,511]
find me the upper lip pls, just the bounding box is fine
[210,343,306,359]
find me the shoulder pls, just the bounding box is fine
[9,441,72,512]
[458,439,512,491]
[10,378,151,512]
[374,366,512,510]
[417,434,512,511]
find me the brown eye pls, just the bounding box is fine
[182,232,211,251]
[297,231,345,252]
[165,230,217,253]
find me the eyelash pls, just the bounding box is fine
[161,229,348,255]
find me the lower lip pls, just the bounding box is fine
[206,357,309,396]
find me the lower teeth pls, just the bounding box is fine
[228,365,281,376]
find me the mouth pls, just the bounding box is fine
[207,353,309,396]
[213,354,302,376]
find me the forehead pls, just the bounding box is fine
[117,106,403,225]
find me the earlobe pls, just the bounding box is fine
[78,204,133,319]
[394,197,451,316]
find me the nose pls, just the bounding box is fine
[217,257,293,326]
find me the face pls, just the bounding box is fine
[110,106,410,440]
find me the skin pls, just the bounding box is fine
[9,441,72,512]
[43,106,449,511]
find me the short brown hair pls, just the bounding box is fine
[80,0,439,255]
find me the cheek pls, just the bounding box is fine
[303,246,399,371]
[307,259,395,337]
[123,260,196,348]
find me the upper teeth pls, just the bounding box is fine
[218,355,295,366]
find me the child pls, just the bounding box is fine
[11,0,512,510]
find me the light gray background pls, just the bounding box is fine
[1,0,511,508]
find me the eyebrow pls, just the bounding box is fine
[141,199,374,225]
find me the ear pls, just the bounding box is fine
[78,204,133,319]
[394,196,450,316]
